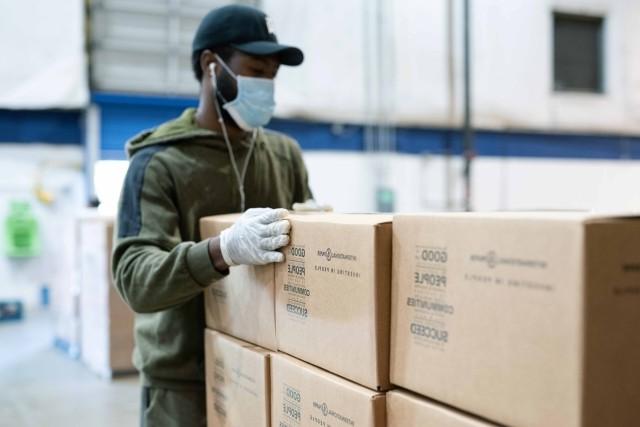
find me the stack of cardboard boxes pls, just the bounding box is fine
[202,213,392,426]
[51,211,136,378]
[51,217,82,358]
[78,214,135,378]
[390,212,640,427]
[202,212,640,426]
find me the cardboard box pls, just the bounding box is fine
[275,213,392,391]
[204,329,271,427]
[201,214,277,350]
[270,353,386,427]
[391,212,640,427]
[52,216,81,358]
[387,390,496,427]
[79,213,135,377]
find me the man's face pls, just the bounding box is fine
[216,51,280,103]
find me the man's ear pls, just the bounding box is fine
[200,50,218,79]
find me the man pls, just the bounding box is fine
[111,5,312,426]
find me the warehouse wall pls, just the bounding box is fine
[0,145,85,310]
[299,153,640,213]
[85,0,640,214]
[94,151,640,216]
[9,0,638,131]
[265,0,640,133]
[472,0,640,134]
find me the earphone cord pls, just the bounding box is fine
[213,92,257,213]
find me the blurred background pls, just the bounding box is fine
[0,0,639,425]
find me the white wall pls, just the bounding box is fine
[265,0,640,134]
[305,153,640,213]
[94,152,640,216]
[2,0,636,130]
[87,1,640,222]
[310,153,640,213]
[471,157,638,211]
[473,0,640,134]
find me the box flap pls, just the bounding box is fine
[206,329,271,357]
[396,211,640,223]
[275,353,382,398]
[289,213,392,225]
[200,213,242,227]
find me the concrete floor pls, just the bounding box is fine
[0,310,139,427]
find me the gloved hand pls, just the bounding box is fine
[292,199,333,212]
[219,208,290,266]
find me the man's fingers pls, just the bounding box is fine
[259,235,290,251]
[257,208,289,224]
[262,251,285,264]
[243,208,270,218]
[254,220,289,237]
[264,219,290,236]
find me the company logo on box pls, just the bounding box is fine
[319,402,328,416]
[317,248,357,262]
[313,401,354,426]
[470,251,547,270]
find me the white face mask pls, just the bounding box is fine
[213,54,276,131]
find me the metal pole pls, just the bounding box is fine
[445,0,455,210]
[463,0,474,211]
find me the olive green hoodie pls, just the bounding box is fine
[112,108,312,389]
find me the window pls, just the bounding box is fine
[553,13,604,93]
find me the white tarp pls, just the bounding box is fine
[0,0,88,109]
[263,0,451,125]
[263,0,368,124]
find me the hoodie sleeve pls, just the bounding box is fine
[289,138,314,204]
[112,147,226,314]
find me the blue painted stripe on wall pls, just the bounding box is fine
[0,109,83,144]
[92,92,640,161]
[394,129,640,160]
[269,119,365,151]
[95,92,198,159]
[99,103,194,156]
[92,92,198,109]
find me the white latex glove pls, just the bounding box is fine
[292,199,333,212]
[219,208,290,266]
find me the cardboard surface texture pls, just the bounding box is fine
[275,213,392,390]
[270,353,386,427]
[387,390,497,427]
[204,329,271,427]
[391,212,640,427]
[201,214,277,350]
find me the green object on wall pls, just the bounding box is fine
[4,201,40,258]
[376,186,395,213]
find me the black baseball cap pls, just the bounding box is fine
[192,5,303,66]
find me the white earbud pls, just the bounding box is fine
[209,63,217,88]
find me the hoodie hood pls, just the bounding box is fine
[125,108,259,157]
